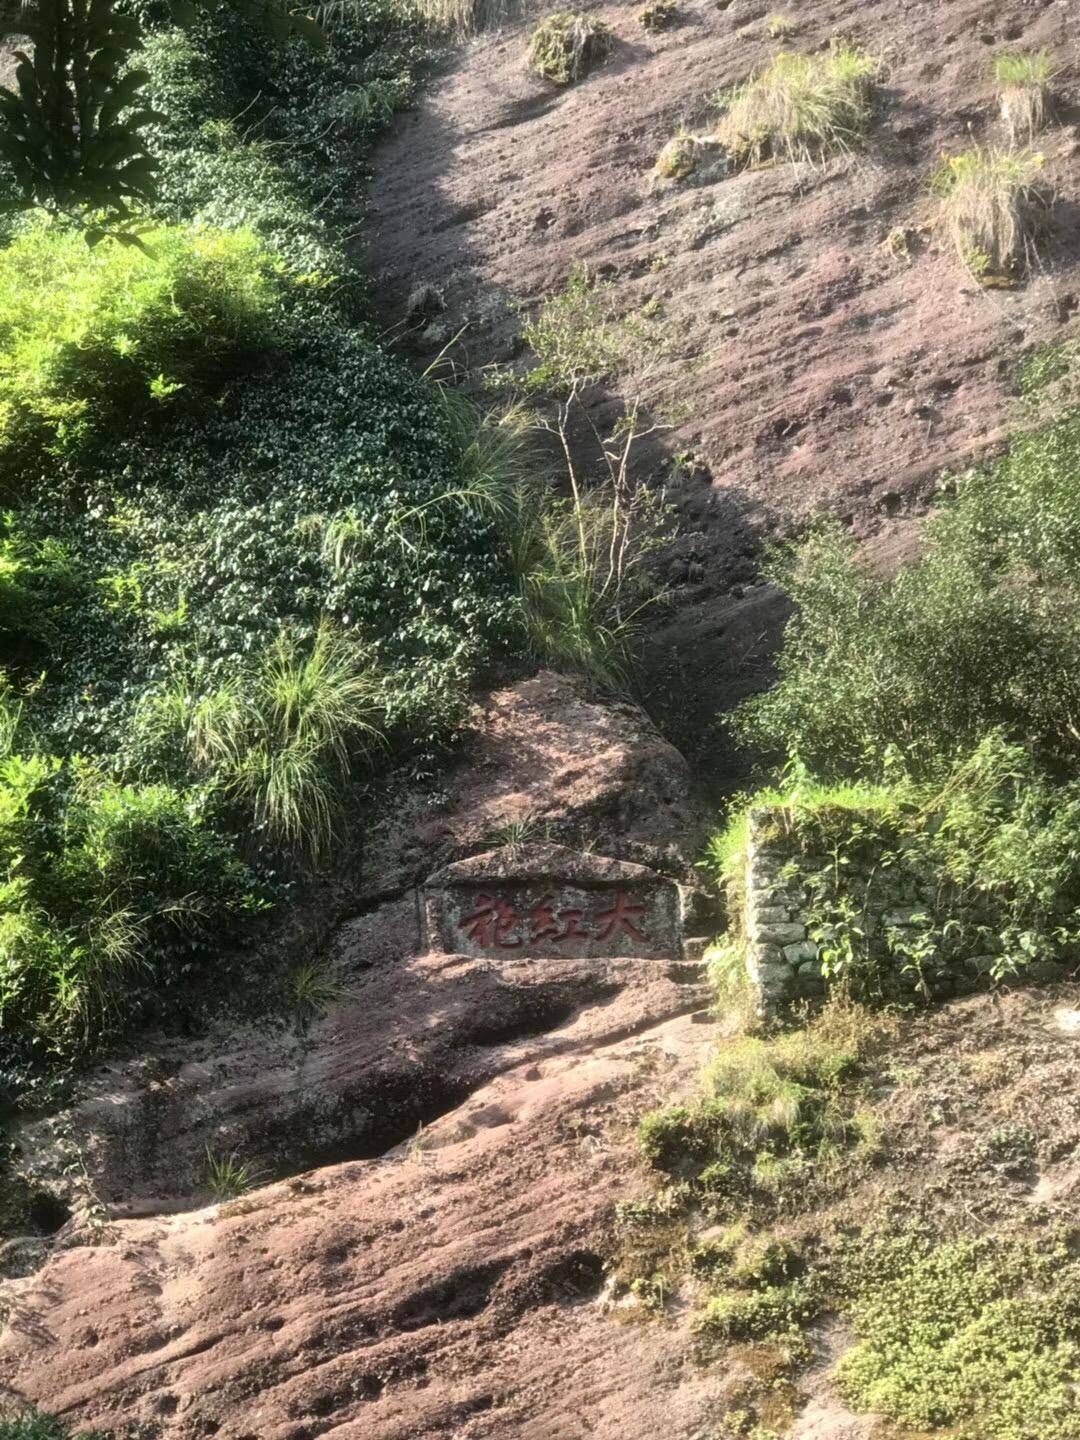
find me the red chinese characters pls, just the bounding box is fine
[456,889,650,951]
[594,890,647,944]
[457,894,523,950]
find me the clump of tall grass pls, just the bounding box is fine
[528,11,613,86]
[205,1147,261,1202]
[512,481,665,687]
[155,624,384,860]
[931,146,1047,280]
[993,49,1055,144]
[715,41,881,167]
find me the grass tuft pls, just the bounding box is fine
[765,13,796,40]
[205,1147,261,1202]
[640,0,678,30]
[993,49,1055,144]
[715,41,881,168]
[412,0,518,36]
[528,11,613,86]
[655,130,702,181]
[931,146,1047,280]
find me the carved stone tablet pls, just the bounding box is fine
[423,844,684,960]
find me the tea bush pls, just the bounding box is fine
[0,0,522,1090]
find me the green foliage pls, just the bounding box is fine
[513,483,665,687]
[993,49,1054,144]
[518,264,635,394]
[0,1410,113,1440]
[137,3,425,280]
[835,1230,1080,1439]
[735,415,1080,775]
[711,735,1080,997]
[697,1279,815,1342]
[639,1001,886,1212]
[165,623,384,858]
[0,0,520,1088]
[0,220,283,465]
[0,0,160,228]
[0,518,86,662]
[715,41,881,167]
[528,11,612,86]
[204,1146,260,1200]
[992,49,1055,89]
[0,0,329,230]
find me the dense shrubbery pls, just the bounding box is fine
[0,222,284,464]
[0,1,525,1089]
[736,416,1080,778]
[723,399,1080,994]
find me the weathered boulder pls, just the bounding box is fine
[12,672,708,1221]
[357,670,707,901]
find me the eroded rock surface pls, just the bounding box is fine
[360,669,706,899]
[1,1007,729,1438]
[365,0,1080,754]
[0,669,724,1436]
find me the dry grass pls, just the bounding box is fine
[931,146,1048,281]
[715,41,882,168]
[640,0,678,31]
[410,0,518,34]
[766,13,796,40]
[528,11,613,86]
[993,49,1055,145]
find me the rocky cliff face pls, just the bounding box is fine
[0,672,725,1437]
[366,0,1080,751]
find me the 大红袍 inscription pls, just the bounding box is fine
[422,844,684,960]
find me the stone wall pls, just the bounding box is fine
[740,807,1068,1013]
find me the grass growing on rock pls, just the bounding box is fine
[993,49,1055,144]
[654,131,702,180]
[0,1413,113,1440]
[630,989,1080,1438]
[834,1229,1080,1440]
[528,11,613,86]
[639,0,677,31]
[715,41,881,167]
[638,999,890,1216]
[932,146,1047,281]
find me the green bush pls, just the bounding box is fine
[0,0,548,1094]
[736,414,1080,776]
[0,221,284,465]
[0,518,85,662]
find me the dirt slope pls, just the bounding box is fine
[366,0,1080,751]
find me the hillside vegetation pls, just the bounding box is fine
[3,2,1080,1438]
[0,0,652,1104]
